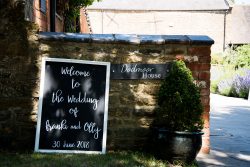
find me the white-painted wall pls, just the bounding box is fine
[88,10,225,53]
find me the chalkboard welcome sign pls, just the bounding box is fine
[35,58,110,154]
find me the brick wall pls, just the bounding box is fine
[32,0,64,32]
[187,46,211,153]
[80,8,91,33]
[33,0,50,31]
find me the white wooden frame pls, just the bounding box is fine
[34,58,110,154]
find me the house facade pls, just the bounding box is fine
[85,0,250,53]
[25,0,64,32]
[24,0,250,52]
[86,0,230,53]
[226,5,250,46]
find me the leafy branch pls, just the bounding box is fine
[58,0,99,32]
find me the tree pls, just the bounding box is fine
[59,0,99,32]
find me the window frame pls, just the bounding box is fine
[40,0,46,13]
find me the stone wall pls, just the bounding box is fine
[37,33,213,153]
[0,1,213,153]
[0,0,39,150]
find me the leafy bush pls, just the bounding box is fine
[217,78,234,96]
[210,80,219,93]
[232,70,250,98]
[211,68,237,94]
[213,69,250,99]
[211,53,224,64]
[211,45,250,98]
[233,44,250,68]
[212,44,250,68]
[155,60,203,132]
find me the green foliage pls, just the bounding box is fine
[211,68,250,99]
[211,53,224,64]
[212,45,250,69]
[210,80,219,93]
[155,60,203,132]
[234,44,250,68]
[212,69,236,95]
[63,0,99,32]
[211,45,250,99]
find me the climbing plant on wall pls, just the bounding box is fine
[59,0,98,32]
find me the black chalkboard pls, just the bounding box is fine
[35,58,110,154]
[110,63,171,80]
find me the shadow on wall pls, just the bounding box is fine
[0,0,39,151]
[107,80,158,151]
[38,41,161,151]
[75,44,156,151]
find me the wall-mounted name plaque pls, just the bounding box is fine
[110,63,171,80]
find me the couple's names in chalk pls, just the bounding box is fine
[46,120,101,140]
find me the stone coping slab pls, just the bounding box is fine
[39,32,214,45]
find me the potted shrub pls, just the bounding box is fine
[151,60,204,163]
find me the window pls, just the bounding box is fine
[40,0,46,13]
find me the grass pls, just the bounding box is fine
[0,151,198,167]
